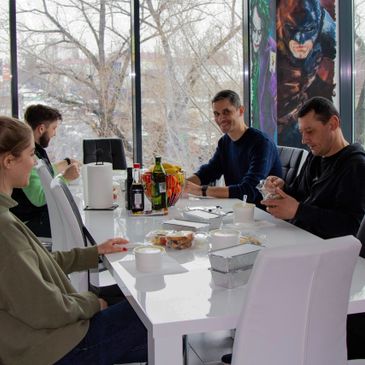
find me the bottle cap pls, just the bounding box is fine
[133,163,141,168]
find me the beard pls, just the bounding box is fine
[39,132,51,148]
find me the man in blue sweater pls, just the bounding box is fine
[186,89,282,205]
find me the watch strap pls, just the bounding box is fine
[201,185,208,197]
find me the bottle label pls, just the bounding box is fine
[134,193,143,208]
[159,182,166,193]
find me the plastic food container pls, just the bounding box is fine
[208,244,262,273]
[162,219,209,232]
[182,209,223,230]
[166,231,194,250]
[145,230,173,246]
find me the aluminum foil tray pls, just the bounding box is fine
[210,267,253,289]
[208,243,262,273]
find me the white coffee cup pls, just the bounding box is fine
[233,202,255,224]
[134,245,165,272]
[210,229,240,250]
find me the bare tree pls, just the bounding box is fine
[15,0,243,170]
[141,0,242,169]
[17,0,132,149]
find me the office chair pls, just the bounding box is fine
[277,145,307,185]
[83,138,127,170]
[230,236,361,365]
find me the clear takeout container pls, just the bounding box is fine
[145,229,173,246]
[166,231,194,250]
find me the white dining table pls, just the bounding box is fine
[83,197,365,365]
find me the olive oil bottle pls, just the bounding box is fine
[151,156,167,210]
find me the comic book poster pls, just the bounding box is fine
[250,0,277,143]
[276,0,337,147]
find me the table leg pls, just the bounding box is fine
[148,332,183,365]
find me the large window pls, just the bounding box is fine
[355,0,365,146]
[140,0,243,173]
[2,0,244,173]
[0,1,11,115]
[15,0,132,163]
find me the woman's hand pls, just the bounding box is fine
[97,237,129,255]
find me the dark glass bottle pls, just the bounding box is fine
[151,156,167,210]
[130,163,144,213]
[125,167,133,210]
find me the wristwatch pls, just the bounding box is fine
[201,185,208,197]
[64,157,71,165]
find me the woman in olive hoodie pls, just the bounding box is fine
[0,116,147,365]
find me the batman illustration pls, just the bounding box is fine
[276,0,336,147]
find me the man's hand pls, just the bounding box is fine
[261,187,299,220]
[97,237,129,255]
[98,298,108,310]
[264,176,285,190]
[62,162,80,181]
[184,180,202,196]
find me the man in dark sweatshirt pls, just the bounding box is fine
[223,96,365,365]
[185,89,282,205]
[262,96,365,239]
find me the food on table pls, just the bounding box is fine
[145,230,172,246]
[142,161,185,207]
[240,235,262,246]
[166,231,194,249]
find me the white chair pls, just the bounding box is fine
[230,236,361,365]
[36,159,115,292]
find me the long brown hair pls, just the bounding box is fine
[0,116,33,157]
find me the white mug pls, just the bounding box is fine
[210,229,240,250]
[134,245,165,272]
[233,202,255,224]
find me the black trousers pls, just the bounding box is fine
[347,312,365,359]
[25,211,52,238]
[90,283,126,306]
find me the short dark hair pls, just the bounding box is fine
[298,97,340,124]
[212,90,242,108]
[24,104,62,130]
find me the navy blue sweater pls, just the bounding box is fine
[195,128,282,204]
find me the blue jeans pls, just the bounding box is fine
[54,300,147,365]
